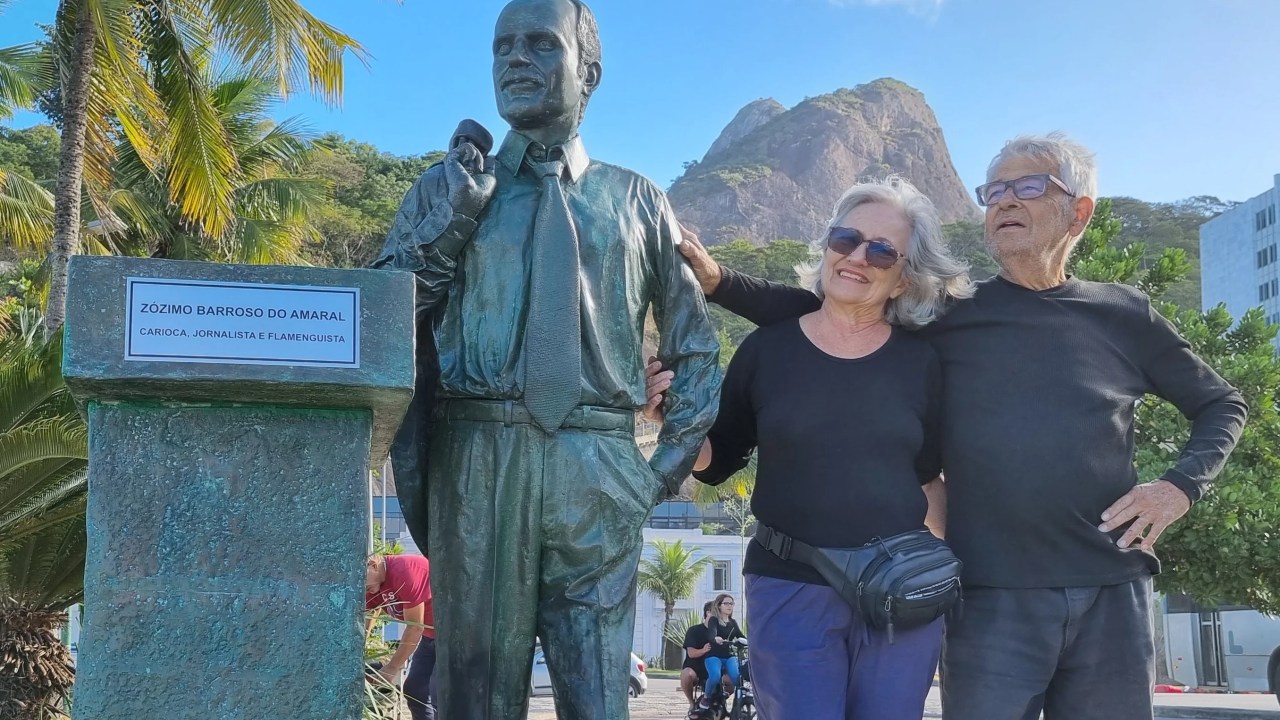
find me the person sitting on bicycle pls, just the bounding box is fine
[682,601,734,709]
[695,593,745,712]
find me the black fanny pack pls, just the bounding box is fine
[755,525,962,642]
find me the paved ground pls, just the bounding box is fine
[522,678,1279,720]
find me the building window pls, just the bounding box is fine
[1261,284,1268,302]
[1271,279,1277,297]
[1271,245,1277,264]
[712,560,732,591]
[1271,205,1276,225]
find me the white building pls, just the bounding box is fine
[631,527,751,666]
[1200,174,1280,343]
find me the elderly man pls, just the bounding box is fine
[372,0,720,718]
[672,133,1247,720]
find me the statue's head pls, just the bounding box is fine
[493,0,602,136]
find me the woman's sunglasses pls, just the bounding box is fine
[826,227,904,270]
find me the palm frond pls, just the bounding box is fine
[102,186,171,242]
[210,72,276,126]
[227,215,308,265]
[236,115,314,176]
[154,229,207,261]
[0,458,76,516]
[0,510,86,609]
[0,332,69,435]
[0,169,55,251]
[0,41,55,119]
[0,469,86,550]
[0,417,89,488]
[206,0,369,106]
[144,1,239,238]
[236,176,326,222]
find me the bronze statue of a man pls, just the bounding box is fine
[373,0,721,717]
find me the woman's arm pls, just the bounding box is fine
[677,227,821,326]
[923,476,947,539]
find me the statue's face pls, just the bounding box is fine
[493,0,586,132]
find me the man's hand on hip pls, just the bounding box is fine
[1098,479,1192,549]
[677,224,723,295]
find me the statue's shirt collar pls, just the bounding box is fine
[497,131,590,184]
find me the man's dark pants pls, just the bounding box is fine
[941,576,1155,720]
[404,637,437,720]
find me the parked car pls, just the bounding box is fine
[530,646,647,698]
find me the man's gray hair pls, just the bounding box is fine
[796,177,974,329]
[568,0,601,121]
[987,132,1098,204]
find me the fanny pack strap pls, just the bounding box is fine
[755,524,819,563]
[754,525,880,604]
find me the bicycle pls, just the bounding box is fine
[688,638,755,720]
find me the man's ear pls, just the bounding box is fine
[582,61,602,97]
[1070,196,1095,237]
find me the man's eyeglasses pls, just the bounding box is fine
[975,174,1075,207]
[826,227,904,270]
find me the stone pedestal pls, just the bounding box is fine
[63,257,414,720]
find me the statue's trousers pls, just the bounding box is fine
[427,399,659,720]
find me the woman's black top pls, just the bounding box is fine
[707,616,744,659]
[693,320,942,586]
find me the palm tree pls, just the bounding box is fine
[0,328,88,720]
[4,73,325,264]
[108,73,327,264]
[42,0,367,335]
[637,539,712,669]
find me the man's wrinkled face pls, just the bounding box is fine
[983,155,1077,263]
[492,0,585,131]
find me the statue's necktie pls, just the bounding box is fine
[523,158,582,432]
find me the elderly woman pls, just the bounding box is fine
[688,178,971,720]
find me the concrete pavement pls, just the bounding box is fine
[522,678,1280,720]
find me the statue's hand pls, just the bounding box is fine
[443,143,496,220]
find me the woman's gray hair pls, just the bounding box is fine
[796,177,974,329]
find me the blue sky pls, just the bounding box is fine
[3,0,1278,204]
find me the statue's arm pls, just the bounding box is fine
[647,193,724,496]
[370,163,480,315]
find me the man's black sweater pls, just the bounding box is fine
[710,270,1248,588]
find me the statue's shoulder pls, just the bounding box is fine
[588,159,666,201]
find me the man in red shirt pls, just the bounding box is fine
[366,552,436,720]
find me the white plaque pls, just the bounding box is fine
[124,278,360,367]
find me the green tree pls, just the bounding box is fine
[942,220,998,280]
[707,239,808,359]
[1069,198,1280,614]
[298,134,442,267]
[0,126,61,183]
[40,0,367,335]
[636,539,712,669]
[0,328,87,720]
